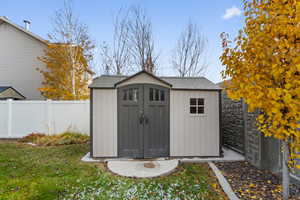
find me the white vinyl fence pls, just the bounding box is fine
[0,99,89,138]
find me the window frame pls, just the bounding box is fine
[149,87,165,102]
[189,97,206,116]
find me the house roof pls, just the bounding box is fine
[0,86,10,93]
[90,71,221,90]
[0,86,26,100]
[0,16,48,45]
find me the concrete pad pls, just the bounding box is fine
[81,152,169,162]
[107,160,179,178]
[81,148,244,164]
[180,148,244,163]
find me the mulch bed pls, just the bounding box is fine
[215,161,300,200]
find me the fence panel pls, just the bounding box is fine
[0,101,8,138]
[11,101,47,138]
[51,101,89,135]
[0,100,89,138]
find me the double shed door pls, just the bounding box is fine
[118,84,170,158]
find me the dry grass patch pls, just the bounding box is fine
[19,132,89,146]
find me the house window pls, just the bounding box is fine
[190,98,205,114]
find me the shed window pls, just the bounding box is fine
[133,88,139,102]
[128,89,133,100]
[155,89,159,101]
[160,90,165,101]
[190,98,205,114]
[149,88,165,102]
[123,89,128,100]
[150,88,154,101]
[123,88,138,102]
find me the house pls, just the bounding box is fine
[0,16,47,100]
[0,86,25,100]
[0,17,94,100]
[89,70,222,158]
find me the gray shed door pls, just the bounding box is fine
[118,84,169,158]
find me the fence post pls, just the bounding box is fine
[7,99,12,138]
[47,99,52,134]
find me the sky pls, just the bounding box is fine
[0,0,245,83]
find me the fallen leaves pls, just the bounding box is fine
[215,161,300,200]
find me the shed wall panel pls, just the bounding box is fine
[92,89,117,157]
[170,90,219,156]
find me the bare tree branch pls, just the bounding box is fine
[99,6,158,75]
[172,22,207,77]
[99,8,132,75]
[126,6,158,73]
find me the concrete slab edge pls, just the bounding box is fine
[180,158,244,163]
[81,152,245,163]
[81,152,101,162]
[107,160,179,178]
[81,153,170,163]
[208,162,240,200]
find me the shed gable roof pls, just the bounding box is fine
[90,71,221,90]
[115,70,172,87]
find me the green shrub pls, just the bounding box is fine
[20,132,89,146]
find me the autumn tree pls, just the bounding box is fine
[42,0,95,98]
[38,44,92,100]
[220,0,300,199]
[172,22,207,77]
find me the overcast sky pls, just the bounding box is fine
[0,0,245,83]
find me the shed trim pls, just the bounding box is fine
[88,87,115,89]
[219,90,223,157]
[171,88,222,91]
[114,70,172,88]
[90,88,93,157]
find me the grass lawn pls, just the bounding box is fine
[0,141,227,200]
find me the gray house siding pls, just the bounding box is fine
[0,19,46,100]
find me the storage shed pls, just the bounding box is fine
[89,70,222,158]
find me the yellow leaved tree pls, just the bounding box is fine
[38,43,92,100]
[220,0,300,199]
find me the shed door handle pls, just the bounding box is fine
[144,116,149,124]
[139,113,144,124]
